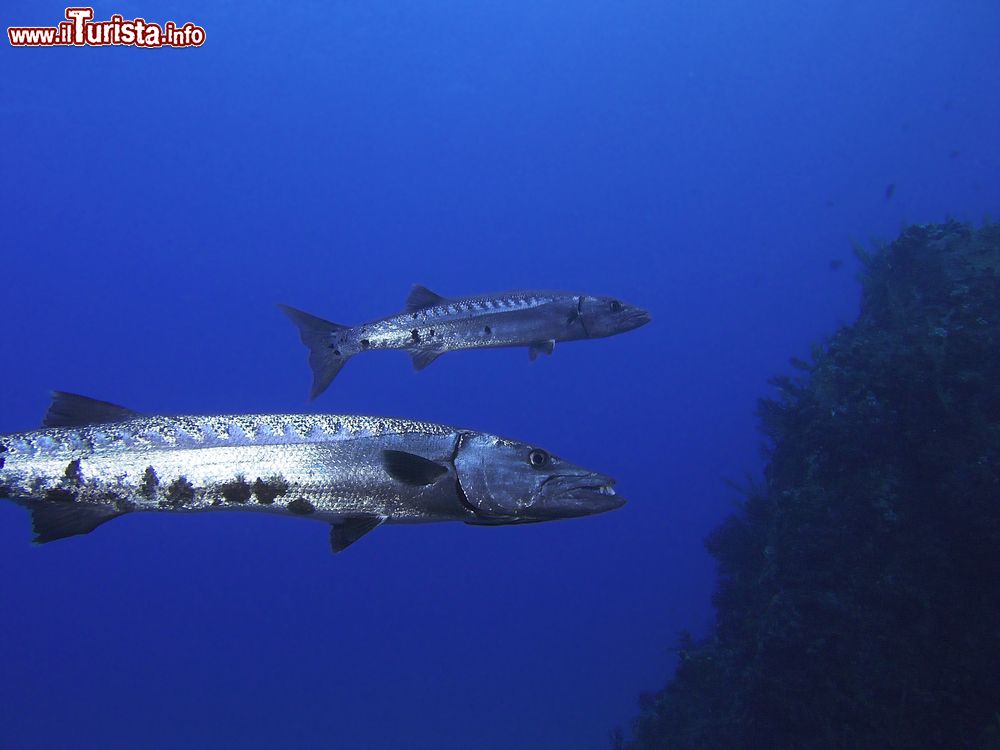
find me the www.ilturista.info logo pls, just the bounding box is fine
[8,7,205,48]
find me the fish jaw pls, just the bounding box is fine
[528,472,626,519]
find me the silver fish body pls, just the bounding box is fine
[0,393,624,552]
[281,285,651,398]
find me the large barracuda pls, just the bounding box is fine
[281,285,651,398]
[0,393,624,552]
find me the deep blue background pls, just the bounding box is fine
[1,2,998,748]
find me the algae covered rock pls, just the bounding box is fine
[628,221,1000,750]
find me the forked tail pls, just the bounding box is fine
[279,305,352,399]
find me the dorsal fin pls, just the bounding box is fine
[404,284,450,313]
[43,392,142,428]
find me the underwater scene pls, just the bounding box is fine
[1,2,999,749]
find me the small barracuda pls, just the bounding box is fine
[281,285,651,398]
[0,392,624,553]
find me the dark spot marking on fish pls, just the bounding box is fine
[411,329,420,342]
[411,312,418,320]
[360,338,370,349]
[0,441,6,471]
[45,488,77,503]
[220,476,252,504]
[166,477,195,507]
[484,325,492,336]
[141,466,159,499]
[64,459,83,485]
[253,476,289,505]
[287,497,315,515]
[429,329,435,337]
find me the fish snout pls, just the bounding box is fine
[626,306,652,330]
[536,473,626,518]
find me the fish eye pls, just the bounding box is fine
[609,300,622,313]
[528,449,550,468]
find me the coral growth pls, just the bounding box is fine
[628,221,1000,750]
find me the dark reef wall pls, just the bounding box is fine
[628,221,1000,750]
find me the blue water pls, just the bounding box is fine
[1,2,998,748]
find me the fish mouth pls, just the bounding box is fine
[536,474,626,518]
[627,308,652,330]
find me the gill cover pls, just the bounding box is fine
[454,432,537,521]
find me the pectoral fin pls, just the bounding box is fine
[529,340,555,361]
[382,450,449,486]
[330,516,385,553]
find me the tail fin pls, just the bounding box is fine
[278,305,352,399]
